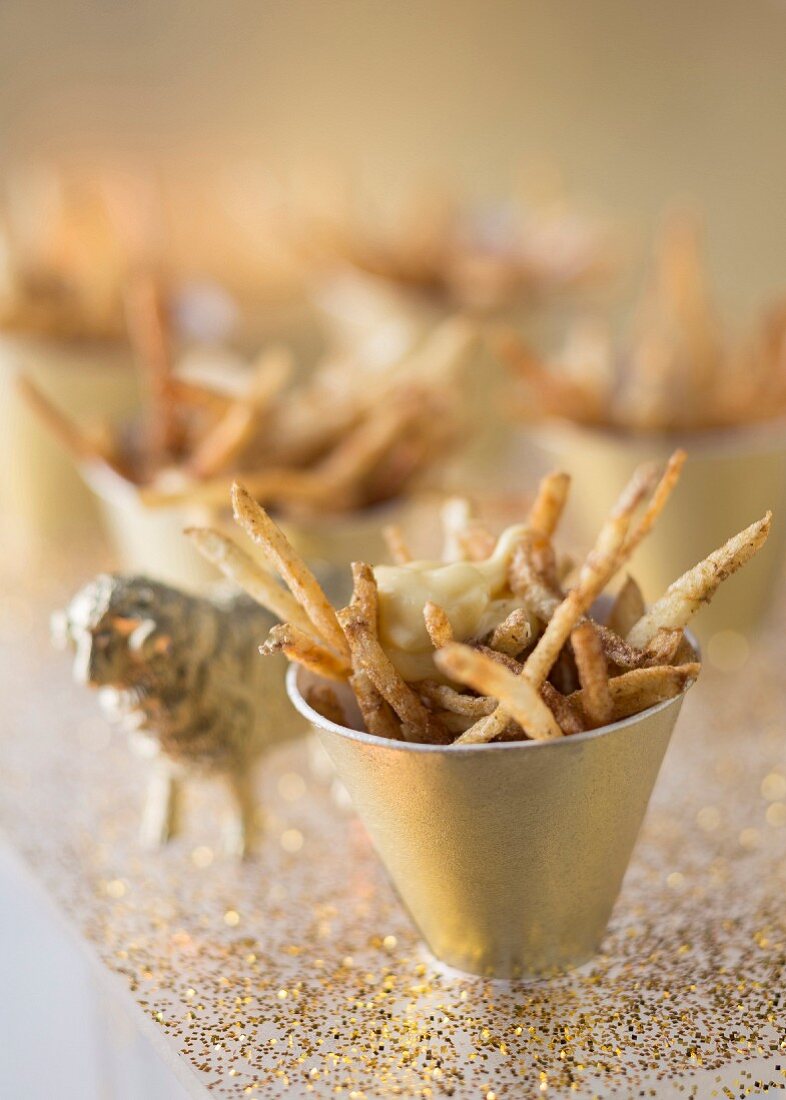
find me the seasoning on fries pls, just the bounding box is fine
[189,453,771,745]
[18,277,479,519]
[501,213,786,433]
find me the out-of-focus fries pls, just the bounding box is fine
[19,277,480,519]
[501,213,786,433]
[191,455,771,746]
[297,179,616,314]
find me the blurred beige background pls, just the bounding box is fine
[1,0,785,315]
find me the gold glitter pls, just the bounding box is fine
[277,988,289,999]
[706,629,750,672]
[223,909,240,926]
[761,772,786,801]
[191,845,214,868]
[765,801,786,827]
[739,827,762,849]
[106,878,127,898]
[382,934,397,950]
[280,828,304,853]
[666,871,685,890]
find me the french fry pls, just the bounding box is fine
[435,643,563,743]
[305,683,346,727]
[623,449,686,555]
[350,671,404,741]
[488,607,535,657]
[232,483,350,658]
[185,401,259,479]
[527,471,571,538]
[606,574,646,637]
[423,601,454,649]
[570,621,612,727]
[383,524,413,564]
[15,375,106,464]
[186,526,318,634]
[418,681,496,718]
[458,522,497,562]
[337,563,436,742]
[541,681,585,735]
[642,628,685,667]
[261,623,350,681]
[460,462,654,743]
[123,273,179,462]
[626,513,772,648]
[441,497,473,561]
[569,663,701,722]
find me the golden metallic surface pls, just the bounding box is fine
[528,420,786,643]
[289,665,688,979]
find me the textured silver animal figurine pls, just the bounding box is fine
[52,574,298,857]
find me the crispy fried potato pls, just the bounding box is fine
[626,513,772,647]
[305,682,346,727]
[260,623,350,681]
[569,663,700,722]
[338,563,437,742]
[488,607,535,657]
[527,470,571,538]
[350,670,404,741]
[232,483,350,658]
[423,601,454,649]
[186,526,316,634]
[435,643,563,743]
[571,621,612,727]
[383,524,412,564]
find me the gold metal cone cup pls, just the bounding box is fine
[287,664,693,979]
[528,420,786,643]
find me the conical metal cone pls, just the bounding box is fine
[288,665,691,979]
[528,421,786,643]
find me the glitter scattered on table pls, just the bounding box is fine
[1,556,785,1098]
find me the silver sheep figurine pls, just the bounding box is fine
[52,574,299,857]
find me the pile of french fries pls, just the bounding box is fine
[300,183,614,313]
[188,453,771,745]
[18,271,479,519]
[500,214,786,433]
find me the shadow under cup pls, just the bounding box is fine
[287,662,694,980]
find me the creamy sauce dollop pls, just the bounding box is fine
[374,524,529,680]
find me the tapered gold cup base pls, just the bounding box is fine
[288,664,692,979]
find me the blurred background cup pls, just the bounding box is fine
[528,419,786,646]
[80,461,223,591]
[288,663,694,979]
[0,335,137,545]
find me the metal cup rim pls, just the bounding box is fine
[530,415,786,458]
[286,647,698,757]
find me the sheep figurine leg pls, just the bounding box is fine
[223,769,259,860]
[140,764,183,849]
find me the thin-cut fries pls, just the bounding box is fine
[197,453,769,746]
[231,484,349,659]
[382,524,413,565]
[503,214,786,432]
[571,622,613,727]
[260,624,350,682]
[423,602,454,649]
[626,513,772,648]
[19,290,478,520]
